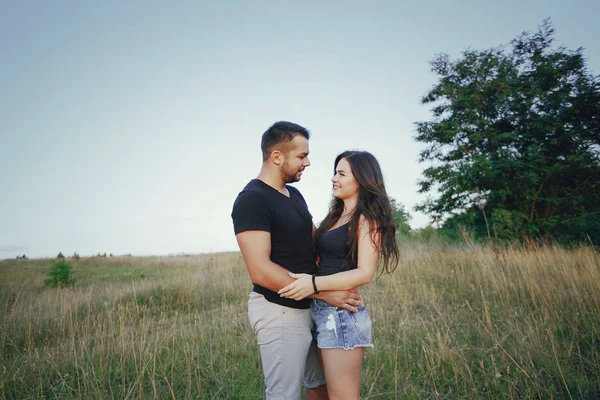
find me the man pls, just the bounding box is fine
[231,121,362,400]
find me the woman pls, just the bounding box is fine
[278,150,399,399]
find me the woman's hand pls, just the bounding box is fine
[278,272,314,300]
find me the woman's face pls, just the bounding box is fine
[331,158,359,201]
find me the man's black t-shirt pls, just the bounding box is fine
[232,179,316,309]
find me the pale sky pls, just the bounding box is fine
[1,1,598,259]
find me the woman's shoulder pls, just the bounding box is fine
[357,214,382,243]
[358,214,376,229]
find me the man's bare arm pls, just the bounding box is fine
[236,230,295,292]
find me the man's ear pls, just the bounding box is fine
[270,150,283,166]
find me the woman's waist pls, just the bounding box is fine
[312,298,367,311]
[316,262,356,276]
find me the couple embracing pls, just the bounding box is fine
[232,121,398,400]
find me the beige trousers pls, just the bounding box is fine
[247,291,326,399]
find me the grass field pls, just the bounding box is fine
[1,244,599,399]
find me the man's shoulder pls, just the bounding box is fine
[237,179,269,199]
[231,180,273,233]
[234,180,261,197]
[233,180,272,209]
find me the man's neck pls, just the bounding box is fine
[257,166,286,193]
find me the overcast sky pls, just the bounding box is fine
[1,1,598,259]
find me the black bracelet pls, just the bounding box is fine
[312,274,319,294]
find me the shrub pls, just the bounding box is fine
[44,259,76,287]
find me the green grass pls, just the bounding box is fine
[1,245,599,399]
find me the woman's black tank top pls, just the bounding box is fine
[315,224,354,276]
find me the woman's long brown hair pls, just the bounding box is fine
[314,151,399,275]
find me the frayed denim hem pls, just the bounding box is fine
[317,343,374,351]
[304,378,327,389]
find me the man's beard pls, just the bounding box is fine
[281,160,302,183]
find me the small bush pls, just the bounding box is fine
[44,259,75,287]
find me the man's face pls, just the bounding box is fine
[281,135,311,183]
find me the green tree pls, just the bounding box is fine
[389,197,412,235]
[44,259,76,287]
[415,20,600,244]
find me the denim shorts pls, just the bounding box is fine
[311,299,374,350]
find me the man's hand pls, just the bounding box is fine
[314,288,363,313]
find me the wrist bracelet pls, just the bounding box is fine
[312,274,319,294]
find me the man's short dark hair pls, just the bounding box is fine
[261,121,310,161]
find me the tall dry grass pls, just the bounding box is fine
[363,243,600,399]
[1,245,599,399]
